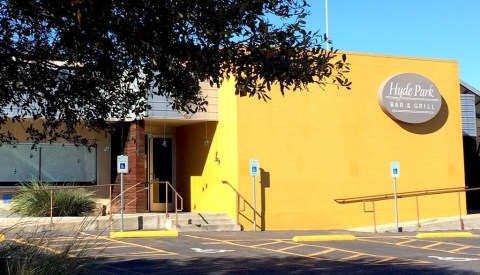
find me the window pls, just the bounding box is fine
[0,143,97,183]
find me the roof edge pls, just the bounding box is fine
[461,80,480,97]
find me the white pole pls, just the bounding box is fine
[121,173,124,231]
[253,176,257,231]
[393,178,399,232]
[325,0,329,50]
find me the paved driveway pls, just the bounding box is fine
[6,230,479,274]
[6,231,480,274]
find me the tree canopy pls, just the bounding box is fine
[0,0,351,144]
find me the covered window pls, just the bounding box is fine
[0,143,97,183]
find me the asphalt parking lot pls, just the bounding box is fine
[4,230,480,274]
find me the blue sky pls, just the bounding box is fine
[304,0,480,89]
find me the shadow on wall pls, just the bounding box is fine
[260,168,270,231]
[398,97,449,134]
[464,136,480,212]
[176,122,218,212]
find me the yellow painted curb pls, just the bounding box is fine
[416,232,474,239]
[292,234,357,242]
[109,230,178,238]
[0,234,4,241]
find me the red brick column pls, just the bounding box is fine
[113,120,147,213]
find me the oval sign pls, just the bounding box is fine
[378,73,442,124]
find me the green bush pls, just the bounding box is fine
[0,239,86,275]
[11,180,96,217]
[0,220,105,274]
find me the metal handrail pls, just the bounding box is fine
[165,180,183,227]
[154,180,183,228]
[334,186,480,232]
[1,181,183,229]
[110,180,183,228]
[222,180,255,229]
[0,183,117,225]
[334,186,470,204]
[109,181,146,207]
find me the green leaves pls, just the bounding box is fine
[11,180,96,217]
[0,0,350,145]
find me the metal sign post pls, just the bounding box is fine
[120,173,124,231]
[391,161,400,232]
[117,155,129,232]
[249,159,259,231]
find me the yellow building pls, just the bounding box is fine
[183,52,465,230]
[0,52,472,230]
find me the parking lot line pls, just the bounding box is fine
[416,232,474,239]
[12,239,62,255]
[359,236,480,256]
[183,234,430,266]
[341,252,367,260]
[448,245,473,253]
[278,243,305,252]
[250,240,282,247]
[80,232,177,255]
[372,256,397,264]
[421,241,443,249]
[395,239,417,246]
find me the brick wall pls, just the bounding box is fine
[111,121,147,213]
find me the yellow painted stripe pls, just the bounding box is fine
[292,234,356,242]
[0,234,4,241]
[80,232,176,255]
[278,244,304,251]
[307,248,336,257]
[109,230,178,238]
[416,232,474,239]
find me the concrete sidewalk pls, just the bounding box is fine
[2,210,480,233]
[348,213,480,233]
[0,212,172,233]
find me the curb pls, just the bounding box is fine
[292,234,357,242]
[416,232,474,239]
[109,230,179,238]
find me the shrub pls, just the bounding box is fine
[11,180,96,217]
[0,238,86,275]
[0,219,105,274]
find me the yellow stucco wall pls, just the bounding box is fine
[0,119,111,185]
[189,52,466,230]
[236,52,464,230]
[183,78,240,220]
[230,54,465,230]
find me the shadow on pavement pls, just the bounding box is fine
[89,256,473,275]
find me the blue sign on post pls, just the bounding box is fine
[391,161,400,179]
[249,159,259,176]
[117,155,129,174]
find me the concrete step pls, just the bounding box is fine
[177,223,241,232]
[164,213,241,232]
[169,213,233,225]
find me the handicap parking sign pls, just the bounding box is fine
[117,155,129,173]
[391,161,400,179]
[249,159,259,176]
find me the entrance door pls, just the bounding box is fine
[148,137,175,212]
